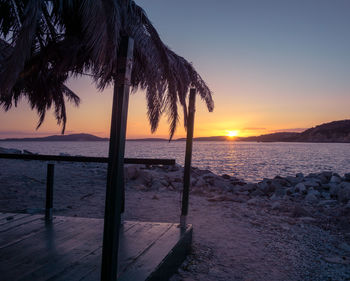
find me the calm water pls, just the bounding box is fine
[1,141,349,182]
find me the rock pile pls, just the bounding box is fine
[124,164,350,206]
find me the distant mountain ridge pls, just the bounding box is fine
[1,120,349,143]
[0,133,108,142]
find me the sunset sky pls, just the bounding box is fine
[1,0,349,139]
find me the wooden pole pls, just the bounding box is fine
[45,163,54,222]
[181,88,196,228]
[101,36,134,281]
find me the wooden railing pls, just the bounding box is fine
[0,153,175,221]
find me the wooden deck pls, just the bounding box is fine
[0,213,192,281]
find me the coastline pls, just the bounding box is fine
[0,151,350,280]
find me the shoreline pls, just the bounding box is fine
[0,150,350,280]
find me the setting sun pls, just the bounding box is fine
[226,130,239,137]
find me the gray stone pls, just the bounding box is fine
[305,193,318,204]
[344,173,350,182]
[294,183,306,194]
[296,173,304,178]
[337,186,350,203]
[303,180,320,188]
[124,165,139,180]
[307,189,320,197]
[318,200,338,207]
[291,205,310,217]
[340,182,350,189]
[330,175,342,184]
[329,183,340,197]
[274,187,286,197]
[247,198,260,205]
[321,192,331,200]
[271,201,282,210]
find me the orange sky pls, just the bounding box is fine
[1,1,350,139]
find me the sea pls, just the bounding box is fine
[0,141,349,182]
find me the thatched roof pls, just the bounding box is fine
[0,0,213,138]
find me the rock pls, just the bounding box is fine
[221,174,231,180]
[291,205,310,217]
[23,150,34,155]
[337,186,350,203]
[320,192,331,200]
[151,181,166,191]
[330,175,342,184]
[296,173,304,179]
[307,189,320,197]
[318,200,338,207]
[344,173,350,182]
[271,201,282,210]
[340,182,350,189]
[247,197,260,205]
[274,187,286,197]
[329,183,340,197]
[170,182,183,190]
[59,152,70,156]
[305,193,318,204]
[124,165,139,180]
[294,183,306,194]
[303,180,320,188]
[270,194,280,201]
[286,176,301,185]
[250,189,264,197]
[257,182,270,194]
[337,242,350,252]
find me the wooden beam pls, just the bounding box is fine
[0,153,175,165]
[45,164,54,222]
[101,36,134,281]
[180,88,196,228]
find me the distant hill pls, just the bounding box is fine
[239,120,350,143]
[1,120,349,143]
[0,133,108,142]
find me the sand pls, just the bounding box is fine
[0,158,350,281]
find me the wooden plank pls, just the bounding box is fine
[0,213,15,220]
[1,218,104,281]
[118,222,173,274]
[0,153,175,165]
[0,216,100,266]
[101,36,134,281]
[0,216,66,250]
[0,213,31,227]
[181,88,196,225]
[0,214,39,231]
[119,224,192,281]
[49,222,138,281]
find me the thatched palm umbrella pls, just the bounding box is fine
[0,1,213,280]
[0,0,213,138]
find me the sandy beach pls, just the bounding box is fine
[0,157,350,281]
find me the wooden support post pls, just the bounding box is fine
[101,36,134,281]
[45,163,54,222]
[181,88,196,228]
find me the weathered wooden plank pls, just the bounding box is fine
[101,36,134,281]
[0,216,100,266]
[0,213,15,220]
[0,217,65,250]
[118,222,173,274]
[181,88,196,227]
[2,219,103,281]
[119,224,192,281]
[48,221,138,281]
[0,213,31,227]
[0,214,39,232]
